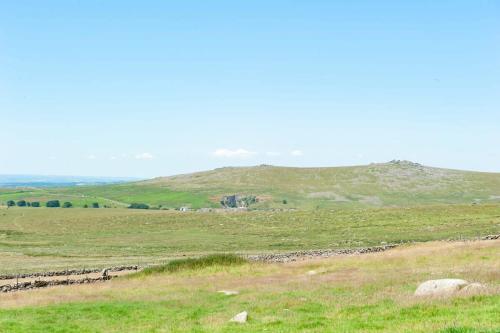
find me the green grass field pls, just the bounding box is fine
[0,240,498,332]
[0,204,499,274]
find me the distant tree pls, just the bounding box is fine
[128,203,149,209]
[282,199,287,204]
[46,200,60,208]
[92,202,99,208]
[16,200,27,207]
[62,202,73,208]
[83,204,89,208]
[31,202,40,207]
[26,202,31,207]
[7,200,15,207]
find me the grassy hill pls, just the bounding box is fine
[1,161,500,209]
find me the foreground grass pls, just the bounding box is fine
[0,204,499,273]
[0,240,498,332]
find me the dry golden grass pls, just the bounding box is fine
[0,239,498,332]
[1,239,498,310]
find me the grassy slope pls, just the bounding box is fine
[0,204,499,274]
[149,162,500,208]
[1,162,499,209]
[0,240,498,332]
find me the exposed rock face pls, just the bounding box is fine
[220,195,257,208]
[221,195,238,208]
[414,279,469,296]
[230,311,248,323]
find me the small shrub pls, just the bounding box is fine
[138,254,246,276]
[31,202,40,207]
[83,204,88,208]
[16,200,27,207]
[92,202,99,208]
[46,200,60,208]
[128,203,149,209]
[62,202,73,208]
[282,199,287,204]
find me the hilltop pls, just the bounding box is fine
[1,161,499,209]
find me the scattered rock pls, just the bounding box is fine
[218,290,239,296]
[388,160,422,167]
[482,234,500,240]
[230,311,248,323]
[415,279,469,296]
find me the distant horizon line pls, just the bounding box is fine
[2,160,498,181]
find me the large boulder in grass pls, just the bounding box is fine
[415,279,469,296]
[218,290,239,296]
[459,282,486,294]
[230,311,248,323]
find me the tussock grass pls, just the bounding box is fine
[135,254,247,276]
[0,241,498,332]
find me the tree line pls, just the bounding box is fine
[5,200,150,209]
[6,200,101,208]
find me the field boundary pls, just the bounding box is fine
[1,235,498,293]
[0,265,138,281]
[246,244,397,263]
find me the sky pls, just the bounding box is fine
[1,1,499,178]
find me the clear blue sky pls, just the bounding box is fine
[1,1,498,177]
